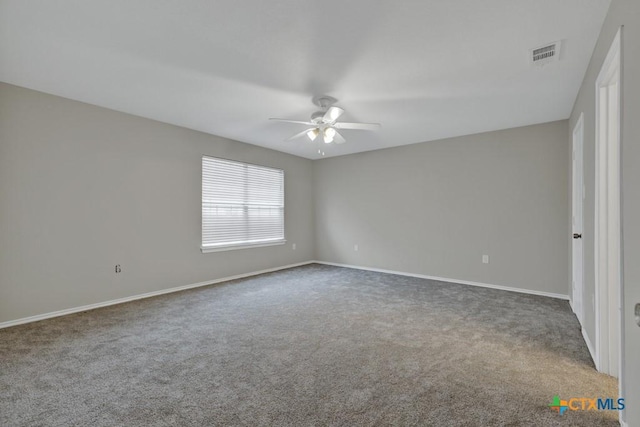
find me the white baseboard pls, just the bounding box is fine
[0,260,572,329]
[581,327,597,367]
[313,261,570,300]
[0,261,315,330]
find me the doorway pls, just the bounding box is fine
[594,28,622,380]
[572,113,584,324]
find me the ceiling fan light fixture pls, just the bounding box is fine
[323,127,336,143]
[307,128,319,141]
[270,96,381,145]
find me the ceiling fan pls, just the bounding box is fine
[269,96,380,144]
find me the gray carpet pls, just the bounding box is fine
[0,264,618,426]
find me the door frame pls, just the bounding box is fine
[571,113,584,324]
[594,27,623,391]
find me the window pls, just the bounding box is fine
[202,156,284,252]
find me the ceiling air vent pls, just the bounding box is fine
[530,41,561,66]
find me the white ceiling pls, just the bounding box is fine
[0,0,610,159]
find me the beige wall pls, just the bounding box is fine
[0,82,315,323]
[313,121,569,296]
[569,0,640,423]
[1,83,571,327]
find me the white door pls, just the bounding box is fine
[571,114,584,324]
[595,28,622,380]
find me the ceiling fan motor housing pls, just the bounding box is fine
[310,111,325,123]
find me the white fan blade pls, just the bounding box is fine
[286,128,316,141]
[334,122,381,130]
[322,106,344,123]
[270,118,315,125]
[333,130,346,144]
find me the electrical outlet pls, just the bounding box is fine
[482,255,489,264]
[354,244,359,252]
[292,243,296,250]
[115,264,121,273]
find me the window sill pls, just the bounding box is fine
[201,240,286,253]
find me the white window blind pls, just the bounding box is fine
[202,156,284,252]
